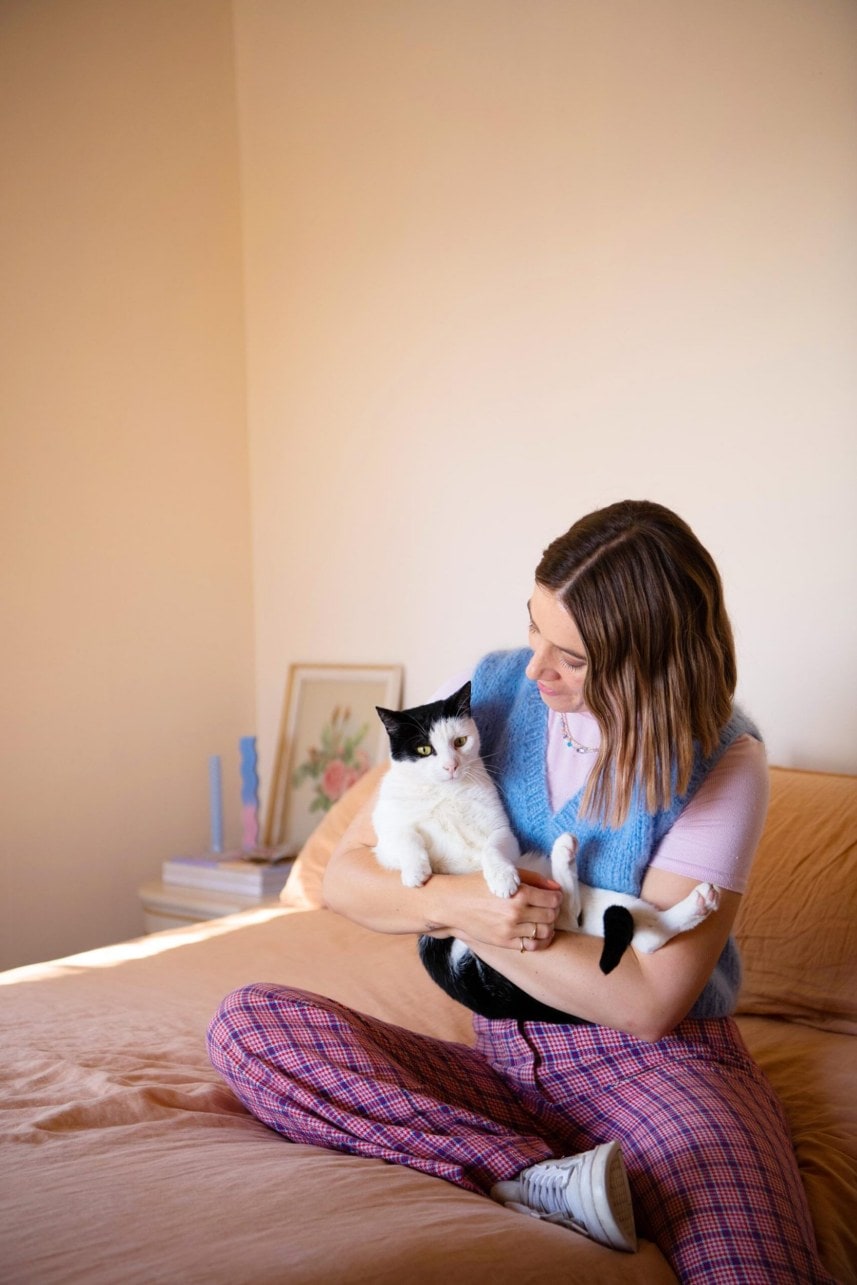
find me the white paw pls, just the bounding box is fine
[695,883,720,916]
[549,832,579,903]
[401,863,432,888]
[484,863,521,899]
[550,832,578,875]
[552,832,577,860]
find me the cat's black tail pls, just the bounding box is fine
[600,906,635,974]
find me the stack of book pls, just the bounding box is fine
[162,848,294,899]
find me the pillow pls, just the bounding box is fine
[734,767,857,1033]
[280,764,387,910]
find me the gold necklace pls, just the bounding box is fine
[559,712,598,754]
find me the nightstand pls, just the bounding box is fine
[138,880,283,933]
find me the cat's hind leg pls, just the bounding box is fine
[658,882,720,933]
[633,883,721,954]
[548,833,582,930]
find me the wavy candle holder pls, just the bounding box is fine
[239,736,260,851]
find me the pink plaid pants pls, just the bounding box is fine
[208,984,832,1283]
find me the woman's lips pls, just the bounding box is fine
[537,681,559,696]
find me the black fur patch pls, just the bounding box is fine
[599,905,635,974]
[418,935,590,1025]
[376,683,471,762]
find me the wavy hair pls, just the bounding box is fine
[537,500,737,827]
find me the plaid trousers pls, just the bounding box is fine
[207,984,832,1283]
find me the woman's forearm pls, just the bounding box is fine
[325,844,694,1038]
[469,932,662,1038]
[323,839,564,945]
[322,841,455,934]
[323,805,741,1042]
[468,886,741,1042]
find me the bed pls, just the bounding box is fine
[1,765,855,1283]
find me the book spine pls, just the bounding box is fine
[162,864,290,896]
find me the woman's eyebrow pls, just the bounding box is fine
[526,599,587,662]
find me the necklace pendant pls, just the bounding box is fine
[559,713,597,755]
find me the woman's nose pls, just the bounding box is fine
[525,644,558,682]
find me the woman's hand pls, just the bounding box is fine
[435,867,563,953]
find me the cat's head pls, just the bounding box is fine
[376,682,480,784]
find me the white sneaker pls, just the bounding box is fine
[490,1140,637,1253]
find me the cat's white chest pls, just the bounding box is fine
[414,791,494,873]
[372,766,521,895]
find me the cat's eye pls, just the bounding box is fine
[416,744,433,756]
[453,736,467,748]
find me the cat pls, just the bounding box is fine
[373,681,720,1023]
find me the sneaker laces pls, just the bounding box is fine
[518,1158,586,1222]
[491,1143,638,1253]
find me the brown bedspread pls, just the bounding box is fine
[0,908,677,1284]
[2,763,855,1283]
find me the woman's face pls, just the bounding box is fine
[524,583,589,713]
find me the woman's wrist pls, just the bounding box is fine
[324,844,457,936]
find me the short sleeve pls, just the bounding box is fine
[648,736,770,892]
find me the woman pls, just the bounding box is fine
[208,500,831,1281]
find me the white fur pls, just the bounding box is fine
[373,714,522,897]
[537,831,721,951]
[374,714,720,953]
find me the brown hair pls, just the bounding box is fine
[536,500,737,827]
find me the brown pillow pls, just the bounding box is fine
[734,767,857,1033]
[280,764,386,910]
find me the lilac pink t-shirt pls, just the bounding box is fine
[434,671,769,893]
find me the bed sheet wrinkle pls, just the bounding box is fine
[28,1079,240,1134]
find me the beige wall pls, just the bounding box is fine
[2,1,855,968]
[235,0,857,809]
[0,0,255,968]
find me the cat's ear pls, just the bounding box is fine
[448,682,472,718]
[375,706,400,737]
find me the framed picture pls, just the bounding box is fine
[263,663,403,852]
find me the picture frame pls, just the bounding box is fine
[263,663,403,852]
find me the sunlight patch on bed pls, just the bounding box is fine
[0,906,289,985]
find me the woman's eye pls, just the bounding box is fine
[453,736,467,748]
[416,744,433,757]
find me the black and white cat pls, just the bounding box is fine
[373,682,720,1024]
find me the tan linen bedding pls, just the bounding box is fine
[0,907,675,1284]
[2,764,855,1283]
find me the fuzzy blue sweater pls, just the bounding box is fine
[471,648,762,1019]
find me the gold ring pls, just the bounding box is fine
[531,925,538,939]
[520,937,526,953]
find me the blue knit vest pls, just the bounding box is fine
[471,649,762,1019]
